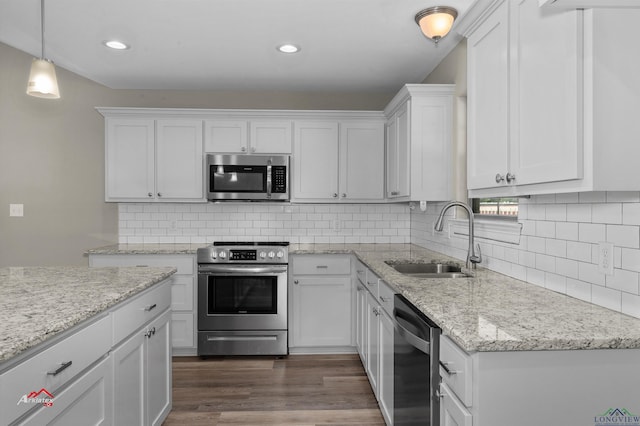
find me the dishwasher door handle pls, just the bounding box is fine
[395,315,431,355]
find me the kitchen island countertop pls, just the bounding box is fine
[0,266,175,366]
[88,243,640,353]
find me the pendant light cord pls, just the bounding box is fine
[40,0,45,59]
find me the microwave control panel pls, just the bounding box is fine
[272,166,287,193]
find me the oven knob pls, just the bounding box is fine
[218,251,226,259]
[268,251,275,258]
[211,251,217,259]
[276,251,284,258]
[259,251,267,259]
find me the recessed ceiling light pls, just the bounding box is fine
[103,40,130,50]
[277,44,300,54]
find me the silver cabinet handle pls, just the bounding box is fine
[294,280,299,285]
[145,327,156,338]
[241,146,247,152]
[48,361,73,376]
[341,193,346,198]
[391,191,400,196]
[506,172,516,183]
[316,265,328,269]
[157,192,162,197]
[332,193,338,198]
[148,192,153,197]
[495,174,505,183]
[144,303,157,312]
[367,280,376,286]
[440,361,459,375]
[380,296,390,302]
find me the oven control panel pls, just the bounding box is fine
[197,244,289,264]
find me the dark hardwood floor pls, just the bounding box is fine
[162,354,385,426]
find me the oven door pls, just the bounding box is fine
[198,264,288,331]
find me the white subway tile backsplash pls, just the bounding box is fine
[623,203,640,226]
[578,261,606,286]
[566,204,592,222]
[622,293,640,317]
[556,222,578,241]
[607,191,640,203]
[592,203,622,224]
[566,241,592,262]
[545,204,567,221]
[606,269,639,294]
[578,223,606,244]
[591,285,622,311]
[579,192,606,203]
[606,225,640,249]
[566,278,592,303]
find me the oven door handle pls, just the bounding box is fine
[199,265,288,275]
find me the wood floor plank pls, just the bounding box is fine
[163,354,385,426]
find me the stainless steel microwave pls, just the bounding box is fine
[206,154,289,201]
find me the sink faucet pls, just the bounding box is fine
[434,201,482,270]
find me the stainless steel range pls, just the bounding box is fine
[197,242,289,356]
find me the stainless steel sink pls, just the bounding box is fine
[386,262,472,279]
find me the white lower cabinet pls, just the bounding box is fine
[290,255,352,351]
[19,356,113,426]
[354,259,394,425]
[113,309,171,426]
[440,383,472,426]
[1,278,172,426]
[89,253,197,355]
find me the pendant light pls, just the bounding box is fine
[414,6,458,44]
[27,0,60,99]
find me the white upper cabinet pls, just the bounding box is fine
[292,119,385,202]
[465,2,640,197]
[204,119,292,154]
[384,85,455,202]
[104,116,204,202]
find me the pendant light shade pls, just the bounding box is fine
[415,6,458,44]
[27,0,60,99]
[27,58,60,98]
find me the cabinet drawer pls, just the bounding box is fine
[292,255,351,275]
[440,383,472,426]
[90,254,194,275]
[378,280,395,316]
[112,280,171,345]
[440,335,473,407]
[355,260,367,285]
[0,315,112,423]
[364,270,379,299]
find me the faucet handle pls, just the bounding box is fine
[470,243,482,265]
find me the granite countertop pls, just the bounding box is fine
[0,266,176,365]
[87,243,640,352]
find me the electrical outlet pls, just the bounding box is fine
[9,204,24,217]
[598,242,614,275]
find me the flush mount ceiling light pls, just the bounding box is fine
[26,0,60,99]
[277,44,300,54]
[414,6,458,44]
[103,40,130,50]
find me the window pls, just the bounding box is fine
[471,198,518,218]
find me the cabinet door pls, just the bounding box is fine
[204,120,248,153]
[250,120,292,153]
[340,121,385,200]
[292,121,339,200]
[365,292,379,395]
[156,119,204,201]
[378,310,394,425]
[386,104,410,198]
[147,310,172,426]
[510,0,582,186]
[356,285,368,363]
[410,95,454,201]
[105,118,155,201]
[112,329,145,426]
[440,383,473,426]
[467,0,510,190]
[20,356,113,426]
[291,276,352,347]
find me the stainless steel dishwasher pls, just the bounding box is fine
[394,294,441,425]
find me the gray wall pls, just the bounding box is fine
[0,42,394,266]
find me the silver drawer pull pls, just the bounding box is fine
[316,265,328,269]
[440,361,458,375]
[48,361,72,376]
[144,303,157,312]
[380,296,390,302]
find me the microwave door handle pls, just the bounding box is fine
[266,163,272,198]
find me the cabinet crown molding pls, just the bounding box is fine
[383,84,455,117]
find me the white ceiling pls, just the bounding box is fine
[0,0,475,93]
